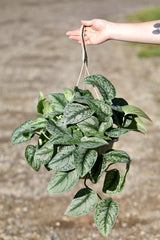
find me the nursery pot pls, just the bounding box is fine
[96,139,118,154]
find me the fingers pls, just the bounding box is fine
[66,20,94,37]
[66,27,88,42]
[66,28,80,36]
[81,20,94,27]
[66,29,81,41]
[69,35,81,41]
[67,34,89,42]
[66,21,93,44]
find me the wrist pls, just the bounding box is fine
[106,21,118,40]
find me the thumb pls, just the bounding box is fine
[81,19,93,27]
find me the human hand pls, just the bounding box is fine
[66,19,112,45]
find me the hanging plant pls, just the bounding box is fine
[10,26,151,238]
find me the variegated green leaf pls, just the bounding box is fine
[94,197,118,237]
[65,188,98,216]
[47,169,79,194]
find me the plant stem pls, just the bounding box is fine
[35,132,41,136]
[105,163,115,172]
[42,131,50,140]
[84,178,102,200]
[97,193,102,200]
[84,177,91,190]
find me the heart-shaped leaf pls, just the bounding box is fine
[103,169,124,194]
[94,197,118,237]
[25,145,41,171]
[74,147,98,177]
[103,150,131,189]
[103,149,130,165]
[48,145,76,171]
[87,100,112,122]
[74,86,94,99]
[33,115,47,129]
[63,103,94,125]
[122,105,151,122]
[123,116,147,132]
[83,74,116,100]
[49,93,68,113]
[46,119,68,136]
[11,120,34,145]
[107,128,133,138]
[99,118,113,133]
[63,88,74,102]
[77,116,99,134]
[65,188,98,216]
[47,169,79,194]
[80,136,108,149]
[34,141,54,165]
[37,91,52,115]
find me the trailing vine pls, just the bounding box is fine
[11,74,151,237]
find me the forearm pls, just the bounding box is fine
[108,20,160,44]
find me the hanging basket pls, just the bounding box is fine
[10,24,151,238]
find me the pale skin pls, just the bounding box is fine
[66,19,160,45]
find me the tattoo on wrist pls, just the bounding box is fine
[152,23,160,34]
